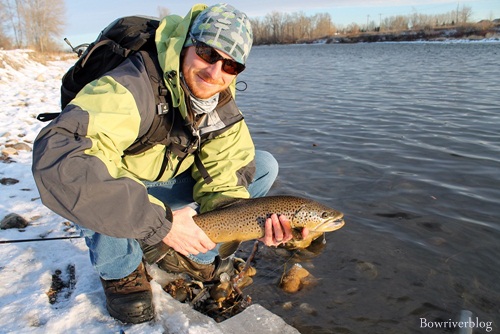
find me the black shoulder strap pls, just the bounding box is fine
[122,50,173,156]
[139,49,169,115]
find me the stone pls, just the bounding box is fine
[1,213,29,229]
[0,177,19,185]
[7,142,31,151]
[279,264,312,293]
[1,147,18,156]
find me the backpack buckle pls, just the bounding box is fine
[157,103,169,115]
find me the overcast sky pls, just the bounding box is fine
[63,0,499,46]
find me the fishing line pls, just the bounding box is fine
[0,235,82,244]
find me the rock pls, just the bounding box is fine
[0,177,19,185]
[7,142,31,152]
[0,155,15,164]
[1,213,29,229]
[1,147,18,156]
[36,73,46,82]
[280,264,315,293]
[299,302,317,315]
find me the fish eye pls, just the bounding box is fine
[322,212,330,218]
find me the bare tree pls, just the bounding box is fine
[459,6,473,25]
[312,13,335,38]
[24,0,65,52]
[265,11,286,44]
[0,1,12,48]
[1,0,23,48]
[157,6,170,19]
[1,0,65,51]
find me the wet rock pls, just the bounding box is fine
[282,301,293,310]
[280,263,315,293]
[355,260,378,280]
[1,213,29,229]
[299,302,317,315]
[0,177,19,185]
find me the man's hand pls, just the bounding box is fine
[259,214,309,247]
[162,206,216,257]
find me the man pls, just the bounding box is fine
[32,3,299,324]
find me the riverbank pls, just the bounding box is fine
[306,22,500,44]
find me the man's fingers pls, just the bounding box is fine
[278,215,293,243]
[271,214,284,242]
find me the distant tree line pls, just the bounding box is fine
[251,5,479,44]
[250,12,337,44]
[0,0,65,52]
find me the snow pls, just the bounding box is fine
[0,50,299,334]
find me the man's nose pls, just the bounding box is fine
[205,60,224,78]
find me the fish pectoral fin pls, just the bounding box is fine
[218,241,242,260]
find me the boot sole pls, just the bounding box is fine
[107,302,154,324]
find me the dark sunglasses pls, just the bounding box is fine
[191,37,245,75]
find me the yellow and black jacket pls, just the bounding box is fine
[32,4,255,245]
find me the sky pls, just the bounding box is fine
[62,0,500,47]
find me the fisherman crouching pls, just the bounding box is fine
[32,3,304,324]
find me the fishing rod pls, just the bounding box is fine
[0,235,82,244]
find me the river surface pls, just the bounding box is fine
[234,42,500,334]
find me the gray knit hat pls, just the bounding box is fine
[185,3,253,65]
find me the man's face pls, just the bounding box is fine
[181,46,236,100]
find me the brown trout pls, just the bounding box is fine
[193,195,345,258]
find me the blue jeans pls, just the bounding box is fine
[81,150,278,279]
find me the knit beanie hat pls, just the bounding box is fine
[184,3,253,65]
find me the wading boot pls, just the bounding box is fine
[157,248,234,282]
[100,262,154,324]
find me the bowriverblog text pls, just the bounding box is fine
[420,317,493,332]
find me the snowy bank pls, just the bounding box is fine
[0,49,299,334]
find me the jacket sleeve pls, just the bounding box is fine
[192,120,256,213]
[32,73,171,245]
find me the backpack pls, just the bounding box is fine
[37,15,174,152]
[37,16,218,183]
[36,16,200,181]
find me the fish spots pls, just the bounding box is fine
[193,196,344,245]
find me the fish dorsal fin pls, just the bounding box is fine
[219,241,241,259]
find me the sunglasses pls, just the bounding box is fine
[191,37,245,75]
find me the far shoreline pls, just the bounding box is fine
[256,22,500,45]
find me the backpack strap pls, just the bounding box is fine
[122,50,172,156]
[195,154,213,184]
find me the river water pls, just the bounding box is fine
[235,42,500,333]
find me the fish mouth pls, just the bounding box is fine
[313,218,345,232]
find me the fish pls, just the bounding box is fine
[140,195,345,263]
[192,195,345,259]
